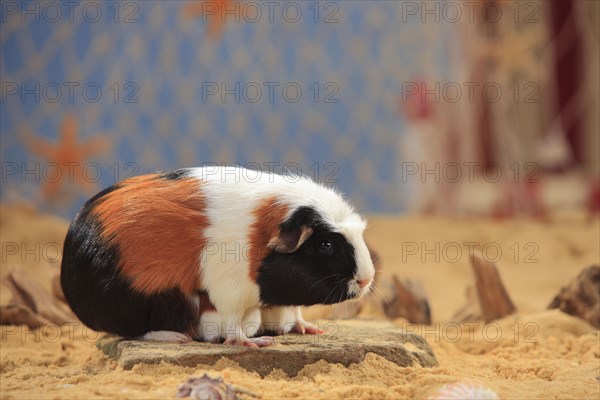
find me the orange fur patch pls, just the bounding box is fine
[93,174,208,295]
[247,197,289,282]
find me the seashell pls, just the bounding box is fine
[428,382,499,400]
[176,374,238,400]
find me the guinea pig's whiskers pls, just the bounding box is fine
[350,296,360,314]
[369,286,388,315]
[323,277,347,305]
[308,273,342,291]
[367,285,382,306]
[337,285,347,305]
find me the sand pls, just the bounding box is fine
[1,205,599,399]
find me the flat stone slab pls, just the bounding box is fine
[97,320,438,376]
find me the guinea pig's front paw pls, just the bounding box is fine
[223,336,275,348]
[292,322,324,335]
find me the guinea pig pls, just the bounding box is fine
[60,166,375,347]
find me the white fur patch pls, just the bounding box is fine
[186,166,374,341]
[198,308,262,342]
[261,306,296,335]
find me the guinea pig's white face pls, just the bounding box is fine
[337,218,375,299]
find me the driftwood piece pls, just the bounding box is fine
[548,265,600,328]
[0,304,51,328]
[383,276,431,324]
[451,286,480,322]
[472,256,516,322]
[452,255,516,323]
[0,266,75,328]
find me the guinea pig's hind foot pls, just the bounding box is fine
[223,336,275,348]
[140,330,193,343]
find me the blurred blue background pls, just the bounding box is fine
[2,1,597,218]
[1,0,457,216]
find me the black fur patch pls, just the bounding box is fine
[60,185,198,338]
[83,182,122,207]
[160,168,192,181]
[279,206,327,232]
[257,207,357,306]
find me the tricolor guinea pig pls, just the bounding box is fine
[60,166,375,347]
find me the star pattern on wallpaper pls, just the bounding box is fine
[473,24,547,82]
[1,1,451,215]
[183,0,238,39]
[22,114,112,203]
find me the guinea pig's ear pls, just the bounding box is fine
[267,226,313,253]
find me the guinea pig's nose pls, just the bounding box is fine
[358,279,371,288]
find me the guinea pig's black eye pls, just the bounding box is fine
[318,239,333,255]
